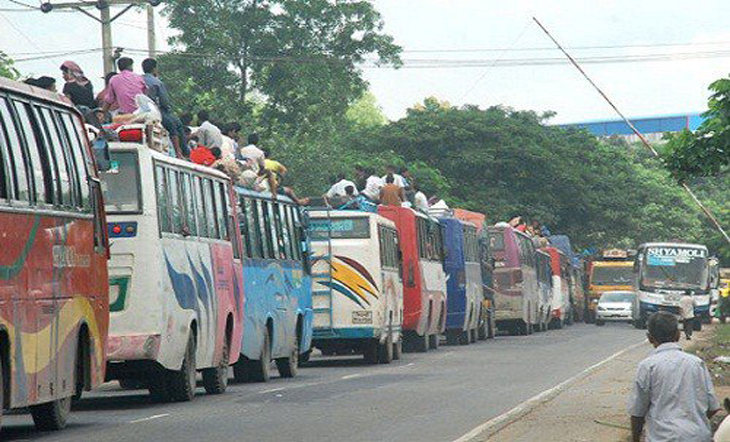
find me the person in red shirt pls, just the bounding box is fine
[190,145,216,166]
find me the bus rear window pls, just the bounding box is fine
[309,217,370,239]
[101,151,141,213]
[489,232,505,251]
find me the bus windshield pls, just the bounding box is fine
[100,151,141,213]
[642,246,708,290]
[309,217,370,239]
[591,266,632,286]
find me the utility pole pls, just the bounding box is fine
[146,4,156,58]
[40,0,161,74]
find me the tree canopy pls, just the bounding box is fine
[0,51,19,80]
[663,75,730,182]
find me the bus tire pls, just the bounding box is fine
[378,332,394,364]
[393,335,403,360]
[276,347,299,378]
[363,339,379,364]
[478,319,488,341]
[488,314,496,339]
[147,373,171,402]
[249,329,271,383]
[202,339,229,395]
[413,333,429,353]
[446,330,459,346]
[167,333,197,402]
[428,332,440,350]
[232,357,250,383]
[300,350,312,365]
[596,319,605,326]
[30,396,72,431]
[460,330,470,345]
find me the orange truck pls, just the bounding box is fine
[584,249,635,323]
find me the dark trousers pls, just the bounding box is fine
[683,317,694,339]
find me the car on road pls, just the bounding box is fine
[596,291,635,325]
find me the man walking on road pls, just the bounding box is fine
[628,311,720,442]
[679,290,696,340]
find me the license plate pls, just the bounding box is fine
[352,311,373,324]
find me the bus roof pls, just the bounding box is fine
[0,76,76,110]
[308,209,396,229]
[235,185,296,205]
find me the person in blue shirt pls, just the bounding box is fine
[142,58,188,158]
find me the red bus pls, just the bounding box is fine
[378,206,446,352]
[0,78,109,430]
[542,246,573,329]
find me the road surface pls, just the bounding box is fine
[3,323,645,442]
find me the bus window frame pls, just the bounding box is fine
[105,149,143,215]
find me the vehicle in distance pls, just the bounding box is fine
[596,291,635,325]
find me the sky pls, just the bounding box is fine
[1,0,729,123]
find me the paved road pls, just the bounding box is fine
[3,323,645,442]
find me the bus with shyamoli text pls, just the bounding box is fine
[100,127,244,402]
[0,77,109,431]
[632,242,712,329]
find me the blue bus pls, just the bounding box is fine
[233,188,313,382]
[441,218,483,345]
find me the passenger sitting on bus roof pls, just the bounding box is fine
[326,173,358,199]
[413,185,429,212]
[102,57,147,115]
[190,144,217,167]
[400,166,416,200]
[96,72,116,111]
[237,133,266,174]
[379,174,405,207]
[338,186,361,210]
[24,76,57,92]
[60,60,96,109]
[381,165,406,188]
[429,196,449,210]
[212,150,244,184]
[221,122,241,158]
[192,110,223,151]
[359,167,383,203]
[142,58,188,159]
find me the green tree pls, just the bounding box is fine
[663,75,730,182]
[0,51,19,80]
[161,0,401,130]
[346,92,387,128]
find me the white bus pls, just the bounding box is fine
[632,242,712,328]
[308,210,404,363]
[100,125,244,401]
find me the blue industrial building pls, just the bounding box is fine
[558,112,706,141]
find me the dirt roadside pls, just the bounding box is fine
[484,324,729,442]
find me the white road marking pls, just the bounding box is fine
[341,374,362,380]
[451,339,648,442]
[259,387,286,394]
[129,413,169,424]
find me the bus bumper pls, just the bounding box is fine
[106,333,162,361]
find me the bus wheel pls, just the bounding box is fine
[378,332,394,364]
[446,330,459,346]
[411,333,428,353]
[30,396,72,431]
[478,317,489,340]
[428,332,440,350]
[363,339,379,364]
[167,333,197,402]
[276,347,299,378]
[470,328,478,343]
[488,314,497,339]
[299,350,312,365]
[459,330,470,345]
[148,373,171,402]
[232,358,250,383]
[203,339,229,394]
[249,329,272,383]
[393,335,403,360]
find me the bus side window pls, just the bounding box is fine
[236,196,250,258]
[203,178,219,239]
[0,100,11,200]
[290,205,304,262]
[155,165,171,233]
[247,198,263,259]
[0,97,30,202]
[257,199,272,259]
[37,107,75,208]
[266,201,282,259]
[168,170,183,234]
[13,100,53,205]
[181,172,197,237]
[58,112,90,211]
[194,176,208,237]
[215,181,228,241]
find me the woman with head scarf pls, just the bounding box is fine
[60,60,95,108]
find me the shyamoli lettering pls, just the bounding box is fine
[647,247,706,258]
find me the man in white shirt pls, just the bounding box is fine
[381,165,406,188]
[193,110,223,150]
[413,185,428,211]
[360,167,382,202]
[679,291,696,340]
[628,311,720,442]
[326,174,359,199]
[237,133,266,174]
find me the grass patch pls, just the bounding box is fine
[691,324,729,387]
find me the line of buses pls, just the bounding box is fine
[0,78,720,432]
